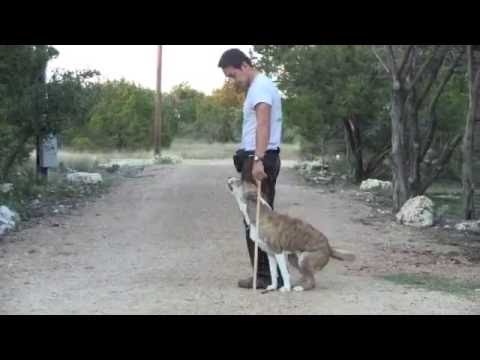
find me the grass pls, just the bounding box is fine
[163,139,301,160]
[426,181,463,219]
[1,157,116,222]
[58,140,301,163]
[0,139,304,228]
[2,140,300,223]
[56,149,155,169]
[382,273,480,297]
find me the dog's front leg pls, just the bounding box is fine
[275,253,292,292]
[265,254,279,292]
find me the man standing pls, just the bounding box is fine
[218,48,283,289]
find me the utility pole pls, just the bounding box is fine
[36,46,49,182]
[154,45,163,157]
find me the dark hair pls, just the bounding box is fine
[218,48,252,69]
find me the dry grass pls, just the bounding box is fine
[56,140,301,167]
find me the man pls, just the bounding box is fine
[218,48,284,289]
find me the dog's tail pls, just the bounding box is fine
[330,247,356,261]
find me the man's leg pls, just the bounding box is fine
[262,153,283,287]
[240,157,271,286]
[238,154,282,289]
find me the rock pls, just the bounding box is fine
[0,183,14,194]
[105,164,120,173]
[454,221,480,234]
[313,176,333,184]
[360,179,393,193]
[395,196,435,228]
[67,172,103,184]
[0,205,19,236]
[154,155,182,165]
[296,160,329,173]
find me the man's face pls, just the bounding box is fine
[223,63,250,90]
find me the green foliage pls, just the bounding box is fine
[47,69,101,144]
[253,45,391,157]
[87,79,155,151]
[163,81,244,143]
[0,45,59,180]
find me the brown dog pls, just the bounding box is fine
[227,177,355,292]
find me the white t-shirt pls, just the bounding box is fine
[241,73,283,152]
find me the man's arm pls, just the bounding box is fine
[252,102,271,181]
[255,103,271,157]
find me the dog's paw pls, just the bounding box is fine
[266,284,278,292]
[293,286,304,292]
[279,286,292,293]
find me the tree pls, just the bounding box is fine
[253,45,391,182]
[46,69,101,147]
[0,45,58,181]
[372,45,466,211]
[166,81,244,143]
[87,80,155,150]
[462,46,480,220]
[168,82,205,137]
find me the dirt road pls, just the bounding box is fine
[1,162,479,314]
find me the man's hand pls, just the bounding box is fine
[252,160,267,182]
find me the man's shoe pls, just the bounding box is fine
[238,277,270,289]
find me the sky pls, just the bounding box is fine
[48,45,253,95]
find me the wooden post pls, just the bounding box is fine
[253,180,261,292]
[154,45,163,157]
[36,49,49,182]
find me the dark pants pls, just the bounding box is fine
[238,150,282,284]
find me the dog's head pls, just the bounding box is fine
[227,177,259,224]
[227,177,258,201]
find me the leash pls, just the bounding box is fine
[253,179,261,292]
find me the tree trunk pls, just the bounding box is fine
[391,88,410,212]
[406,93,422,197]
[420,133,462,195]
[364,145,391,179]
[463,46,480,220]
[343,116,363,184]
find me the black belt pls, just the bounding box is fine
[242,148,280,156]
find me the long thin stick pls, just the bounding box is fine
[253,180,261,292]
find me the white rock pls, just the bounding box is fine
[0,183,14,193]
[67,172,103,184]
[0,205,18,236]
[454,221,480,234]
[396,196,435,228]
[360,179,393,192]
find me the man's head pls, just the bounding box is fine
[218,48,255,90]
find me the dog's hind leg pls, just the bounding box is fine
[312,250,330,272]
[287,254,300,270]
[294,254,316,292]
